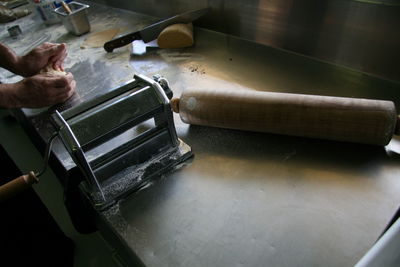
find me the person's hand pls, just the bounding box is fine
[15,42,68,77]
[9,73,76,108]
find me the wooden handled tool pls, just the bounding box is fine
[171,88,400,145]
[0,172,38,202]
[61,1,72,14]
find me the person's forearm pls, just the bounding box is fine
[0,43,21,75]
[0,83,20,108]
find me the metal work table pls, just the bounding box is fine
[1,2,400,266]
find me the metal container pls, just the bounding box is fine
[7,25,22,39]
[54,2,90,36]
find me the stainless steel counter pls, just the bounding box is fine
[1,2,400,266]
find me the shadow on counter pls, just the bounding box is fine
[183,124,400,173]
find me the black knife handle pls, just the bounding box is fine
[104,31,142,53]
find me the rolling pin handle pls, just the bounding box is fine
[170,98,180,113]
[395,115,400,135]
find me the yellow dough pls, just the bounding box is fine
[157,23,194,48]
[40,64,67,75]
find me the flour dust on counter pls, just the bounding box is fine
[101,202,129,238]
[97,144,193,250]
[92,145,189,204]
[188,64,206,75]
[81,28,120,48]
[101,201,150,252]
[157,50,205,63]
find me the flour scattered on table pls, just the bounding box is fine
[81,28,120,48]
[188,64,206,74]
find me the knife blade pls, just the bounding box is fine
[104,7,210,53]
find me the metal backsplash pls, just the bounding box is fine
[96,0,400,82]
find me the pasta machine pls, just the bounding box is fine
[51,74,192,210]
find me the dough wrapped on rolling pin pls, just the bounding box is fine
[171,88,400,146]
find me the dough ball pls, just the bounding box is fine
[40,64,67,76]
[157,23,194,48]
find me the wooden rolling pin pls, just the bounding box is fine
[170,88,400,145]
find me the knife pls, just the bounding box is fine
[104,7,210,53]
